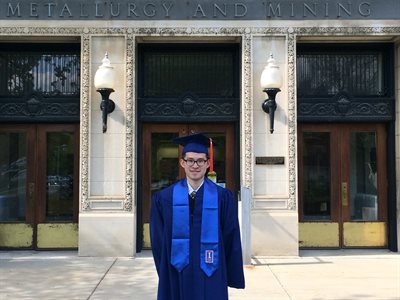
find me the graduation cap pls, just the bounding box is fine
[173,133,217,174]
[173,133,211,156]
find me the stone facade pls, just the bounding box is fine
[0,19,399,256]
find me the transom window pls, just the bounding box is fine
[0,43,80,123]
[297,44,392,97]
[139,44,239,98]
[0,43,80,98]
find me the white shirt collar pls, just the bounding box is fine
[187,180,204,194]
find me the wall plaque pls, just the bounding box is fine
[255,156,285,165]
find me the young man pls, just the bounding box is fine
[150,133,245,300]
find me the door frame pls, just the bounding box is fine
[0,124,80,249]
[36,124,80,225]
[137,122,237,252]
[298,123,388,248]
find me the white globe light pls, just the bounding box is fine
[260,53,283,89]
[94,53,116,89]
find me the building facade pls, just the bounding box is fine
[0,0,399,257]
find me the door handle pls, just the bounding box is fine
[28,182,35,207]
[341,182,348,206]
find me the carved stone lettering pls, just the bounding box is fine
[46,3,56,17]
[59,3,72,17]
[7,2,20,16]
[30,2,38,17]
[80,3,88,17]
[193,4,206,17]
[143,3,156,17]
[0,1,390,20]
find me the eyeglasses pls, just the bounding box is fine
[183,158,208,167]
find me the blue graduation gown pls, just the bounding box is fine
[150,178,245,300]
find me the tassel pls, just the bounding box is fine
[207,138,217,183]
[209,138,214,172]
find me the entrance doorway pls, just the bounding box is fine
[0,124,79,249]
[298,123,388,248]
[139,123,235,249]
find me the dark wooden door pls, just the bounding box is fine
[298,123,388,248]
[140,123,235,249]
[0,124,79,249]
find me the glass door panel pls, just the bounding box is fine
[46,132,76,221]
[301,132,331,220]
[0,126,35,248]
[0,132,27,222]
[150,132,180,203]
[349,132,378,221]
[36,124,79,249]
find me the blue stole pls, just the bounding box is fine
[171,178,219,277]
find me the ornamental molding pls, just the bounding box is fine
[80,34,136,212]
[80,34,90,211]
[139,100,237,119]
[298,92,394,122]
[3,25,398,213]
[1,25,400,36]
[287,33,297,211]
[0,100,79,118]
[298,101,392,119]
[242,33,253,195]
[125,35,135,212]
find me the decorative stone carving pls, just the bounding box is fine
[26,97,42,115]
[182,97,197,115]
[242,34,253,195]
[80,34,90,211]
[140,100,235,118]
[298,98,393,121]
[287,33,297,211]
[335,92,352,115]
[0,98,79,120]
[124,35,135,212]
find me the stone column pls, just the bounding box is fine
[79,35,135,257]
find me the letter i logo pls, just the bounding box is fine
[205,250,214,264]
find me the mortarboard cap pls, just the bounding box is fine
[173,133,211,156]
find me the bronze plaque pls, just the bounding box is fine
[255,156,284,165]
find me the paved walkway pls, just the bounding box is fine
[0,249,399,300]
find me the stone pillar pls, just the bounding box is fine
[79,36,135,257]
[250,36,299,256]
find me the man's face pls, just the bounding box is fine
[180,152,209,182]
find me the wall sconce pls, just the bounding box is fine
[260,53,283,134]
[94,53,116,133]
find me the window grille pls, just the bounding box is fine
[297,49,386,97]
[140,46,238,98]
[296,44,394,122]
[0,44,80,123]
[0,46,80,97]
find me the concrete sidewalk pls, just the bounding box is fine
[0,250,399,300]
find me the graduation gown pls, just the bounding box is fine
[150,178,245,300]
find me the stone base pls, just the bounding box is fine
[251,211,299,256]
[79,213,135,257]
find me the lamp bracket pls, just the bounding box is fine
[100,99,115,113]
[261,87,281,134]
[97,87,115,133]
